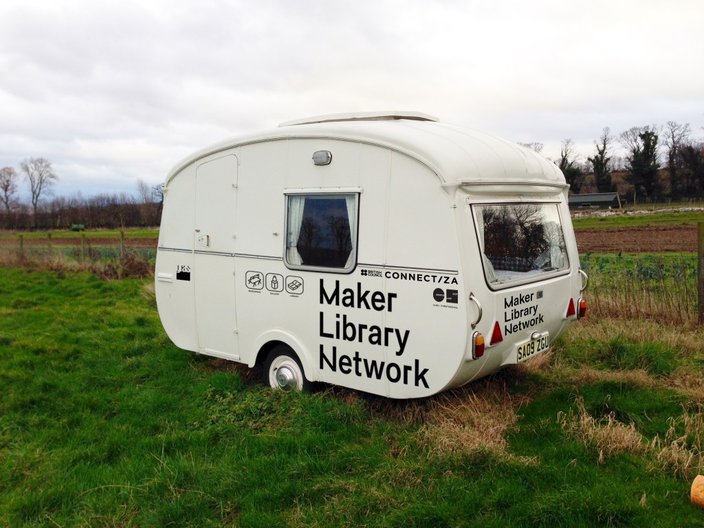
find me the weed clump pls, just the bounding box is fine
[651,405,704,479]
[98,253,152,280]
[558,397,704,479]
[557,396,647,463]
[415,379,531,458]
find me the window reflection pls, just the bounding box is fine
[474,203,568,286]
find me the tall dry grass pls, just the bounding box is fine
[414,379,531,458]
[581,253,697,325]
[0,244,152,279]
[558,397,704,479]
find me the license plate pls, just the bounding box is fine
[517,332,550,362]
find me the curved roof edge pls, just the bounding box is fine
[164,117,566,190]
[279,111,438,127]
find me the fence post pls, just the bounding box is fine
[18,234,24,260]
[699,222,704,325]
[80,233,86,263]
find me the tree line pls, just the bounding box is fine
[0,158,162,230]
[528,121,704,203]
[2,120,703,231]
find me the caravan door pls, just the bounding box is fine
[194,154,239,360]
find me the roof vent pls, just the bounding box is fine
[279,111,439,127]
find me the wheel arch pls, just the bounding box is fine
[249,330,317,382]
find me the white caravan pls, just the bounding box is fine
[155,112,587,399]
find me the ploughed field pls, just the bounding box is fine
[0,229,693,253]
[575,224,697,253]
[40,227,695,253]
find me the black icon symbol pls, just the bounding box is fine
[446,289,458,303]
[246,271,264,290]
[266,273,284,292]
[285,276,304,295]
[433,288,444,302]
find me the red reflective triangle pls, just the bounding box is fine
[490,321,503,345]
[566,298,576,317]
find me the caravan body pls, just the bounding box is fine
[155,112,585,399]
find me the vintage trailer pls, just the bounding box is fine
[155,112,587,399]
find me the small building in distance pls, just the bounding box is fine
[568,192,622,210]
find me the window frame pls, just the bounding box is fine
[283,189,360,274]
[471,201,571,291]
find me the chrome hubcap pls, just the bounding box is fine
[275,365,298,390]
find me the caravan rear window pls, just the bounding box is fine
[285,193,358,272]
[472,203,569,288]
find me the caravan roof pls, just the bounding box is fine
[165,112,565,189]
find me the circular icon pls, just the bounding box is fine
[433,288,445,302]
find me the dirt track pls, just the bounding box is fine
[575,225,697,253]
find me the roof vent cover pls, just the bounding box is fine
[279,111,439,127]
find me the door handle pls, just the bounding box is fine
[197,234,210,247]
[579,269,589,292]
[469,293,482,329]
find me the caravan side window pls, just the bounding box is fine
[285,193,358,272]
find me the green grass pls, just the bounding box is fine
[560,337,680,377]
[1,268,703,526]
[0,227,159,240]
[580,253,697,324]
[572,209,703,230]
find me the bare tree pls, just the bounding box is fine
[558,139,583,192]
[588,127,613,192]
[0,166,18,215]
[136,178,152,204]
[21,157,58,227]
[663,121,691,199]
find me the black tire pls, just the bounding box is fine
[263,345,313,392]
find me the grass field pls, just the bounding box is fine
[1,268,704,526]
[571,208,703,230]
[0,228,159,241]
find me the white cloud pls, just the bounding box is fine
[0,0,703,197]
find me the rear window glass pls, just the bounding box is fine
[472,203,569,288]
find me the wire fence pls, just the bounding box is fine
[0,233,156,278]
[580,253,698,325]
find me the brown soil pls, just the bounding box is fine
[575,225,697,253]
[1,226,697,254]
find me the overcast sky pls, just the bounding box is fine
[1,0,703,199]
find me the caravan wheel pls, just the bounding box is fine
[265,346,311,392]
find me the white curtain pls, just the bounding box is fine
[344,195,357,268]
[287,196,305,265]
